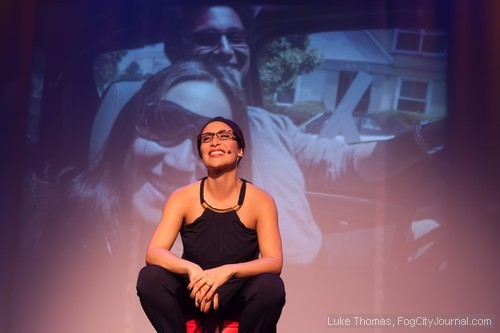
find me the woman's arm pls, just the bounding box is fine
[145,187,202,278]
[232,191,283,277]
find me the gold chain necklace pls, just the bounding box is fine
[201,178,243,212]
[202,200,240,212]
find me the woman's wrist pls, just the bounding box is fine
[224,264,237,278]
[185,261,202,277]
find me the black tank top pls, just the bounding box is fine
[180,177,259,270]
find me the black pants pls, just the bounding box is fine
[137,265,286,333]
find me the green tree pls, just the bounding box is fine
[259,34,323,115]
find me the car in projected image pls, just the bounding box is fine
[297,109,439,239]
[298,111,412,143]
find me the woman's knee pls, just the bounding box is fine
[136,264,173,296]
[250,274,286,306]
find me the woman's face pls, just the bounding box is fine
[127,80,233,223]
[198,120,243,171]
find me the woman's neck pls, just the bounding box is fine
[204,170,240,201]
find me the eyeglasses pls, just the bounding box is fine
[185,29,248,48]
[136,100,211,147]
[197,130,236,144]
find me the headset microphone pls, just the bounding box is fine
[227,150,232,154]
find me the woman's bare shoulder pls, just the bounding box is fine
[244,181,275,206]
[168,180,201,204]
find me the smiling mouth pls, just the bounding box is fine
[209,150,226,157]
[206,58,240,70]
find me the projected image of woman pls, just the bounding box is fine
[72,60,249,245]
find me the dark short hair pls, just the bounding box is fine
[196,116,245,161]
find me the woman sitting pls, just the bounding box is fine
[136,65,285,333]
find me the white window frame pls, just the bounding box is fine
[393,77,433,114]
[392,29,447,56]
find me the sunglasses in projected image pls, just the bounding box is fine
[136,100,211,147]
[185,29,248,48]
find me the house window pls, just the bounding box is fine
[274,76,301,105]
[275,85,297,105]
[393,29,447,56]
[395,79,431,113]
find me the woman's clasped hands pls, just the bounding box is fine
[187,265,235,313]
